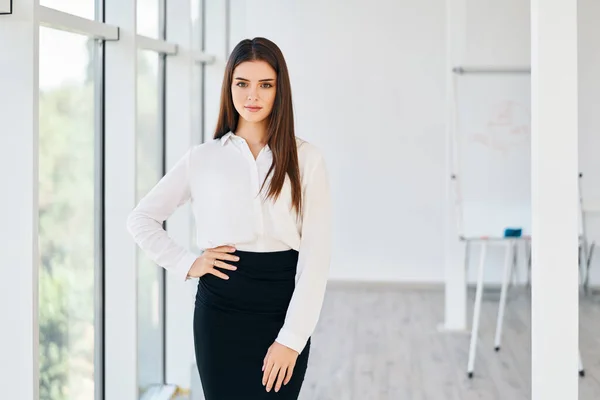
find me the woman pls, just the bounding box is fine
[127,37,331,399]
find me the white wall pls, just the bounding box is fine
[184,0,600,393]
[451,0,532,286]
[457,0,600,286]
[229,0,448,283]
[225,0,600,286]
[456,0,600,287]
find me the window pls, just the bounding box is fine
[38,26,100,400]
[137,0,161,39]
[136,49,166,395]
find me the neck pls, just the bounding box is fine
[235,118,269,146]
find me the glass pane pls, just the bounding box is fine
[137,0,161,39]
[40,0,96,20]
[39,26,97,400]
[137,49,165,394]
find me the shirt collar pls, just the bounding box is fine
[220,131,271,153]
[220,131,234,146]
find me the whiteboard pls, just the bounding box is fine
[453,74,531,238]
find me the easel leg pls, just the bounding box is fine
[495,241,512,351]
[467,241,487,378]
[464,240,470,277]
[512,241,518,287]
[526,240,532,290]
[584,242,595,293]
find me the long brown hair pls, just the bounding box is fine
[213,37,302,217]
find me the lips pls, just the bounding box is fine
[245,106,262,112]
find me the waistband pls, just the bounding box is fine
[229,249,299,268]
[195,249,299,315]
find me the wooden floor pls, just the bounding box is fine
[184,284,600,399]
[295,284,600,400]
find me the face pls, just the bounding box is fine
[231,60,277,124]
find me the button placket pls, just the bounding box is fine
[239,138,266,248]
[254,162,266,249]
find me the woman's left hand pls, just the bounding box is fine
[262,341,299,392]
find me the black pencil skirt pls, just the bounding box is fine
[193,249,311,400]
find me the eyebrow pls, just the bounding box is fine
[234,77,275,82]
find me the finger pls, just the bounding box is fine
[212,245,237,253]
[283,365,294,385]
[207,268,229,280]
[213,260,237,271]
[262,349,271,371]
[275,365,287,392]
[262,360,273,385]
[212,251,240,261]
[266,364,281,392]
[219,253,240,262]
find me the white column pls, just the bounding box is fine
[104,0,138,398]
[165,0,196,389]
[531,1,579,399]
[443,0,467,331]
[0,2,39,399]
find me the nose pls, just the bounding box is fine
[247,88,258,101]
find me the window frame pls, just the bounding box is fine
[0,0,215,398]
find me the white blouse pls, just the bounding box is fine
[126,131,332,354]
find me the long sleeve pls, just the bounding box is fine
[275,155,332,354]
[126,148,198,281]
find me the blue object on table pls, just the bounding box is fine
[503,228,522,237]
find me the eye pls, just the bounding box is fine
[236,81,247,87]
[261,83,273,88]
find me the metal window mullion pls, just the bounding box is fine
[95,3,108,400]
[93,1,106,398]
[158,0,168,385]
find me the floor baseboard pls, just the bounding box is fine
[326,279,600,295]
[327,279,443,291]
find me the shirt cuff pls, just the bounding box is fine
[275,328,308,355]
[173,251,199,282]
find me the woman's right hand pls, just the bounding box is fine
[186,245,239,280]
